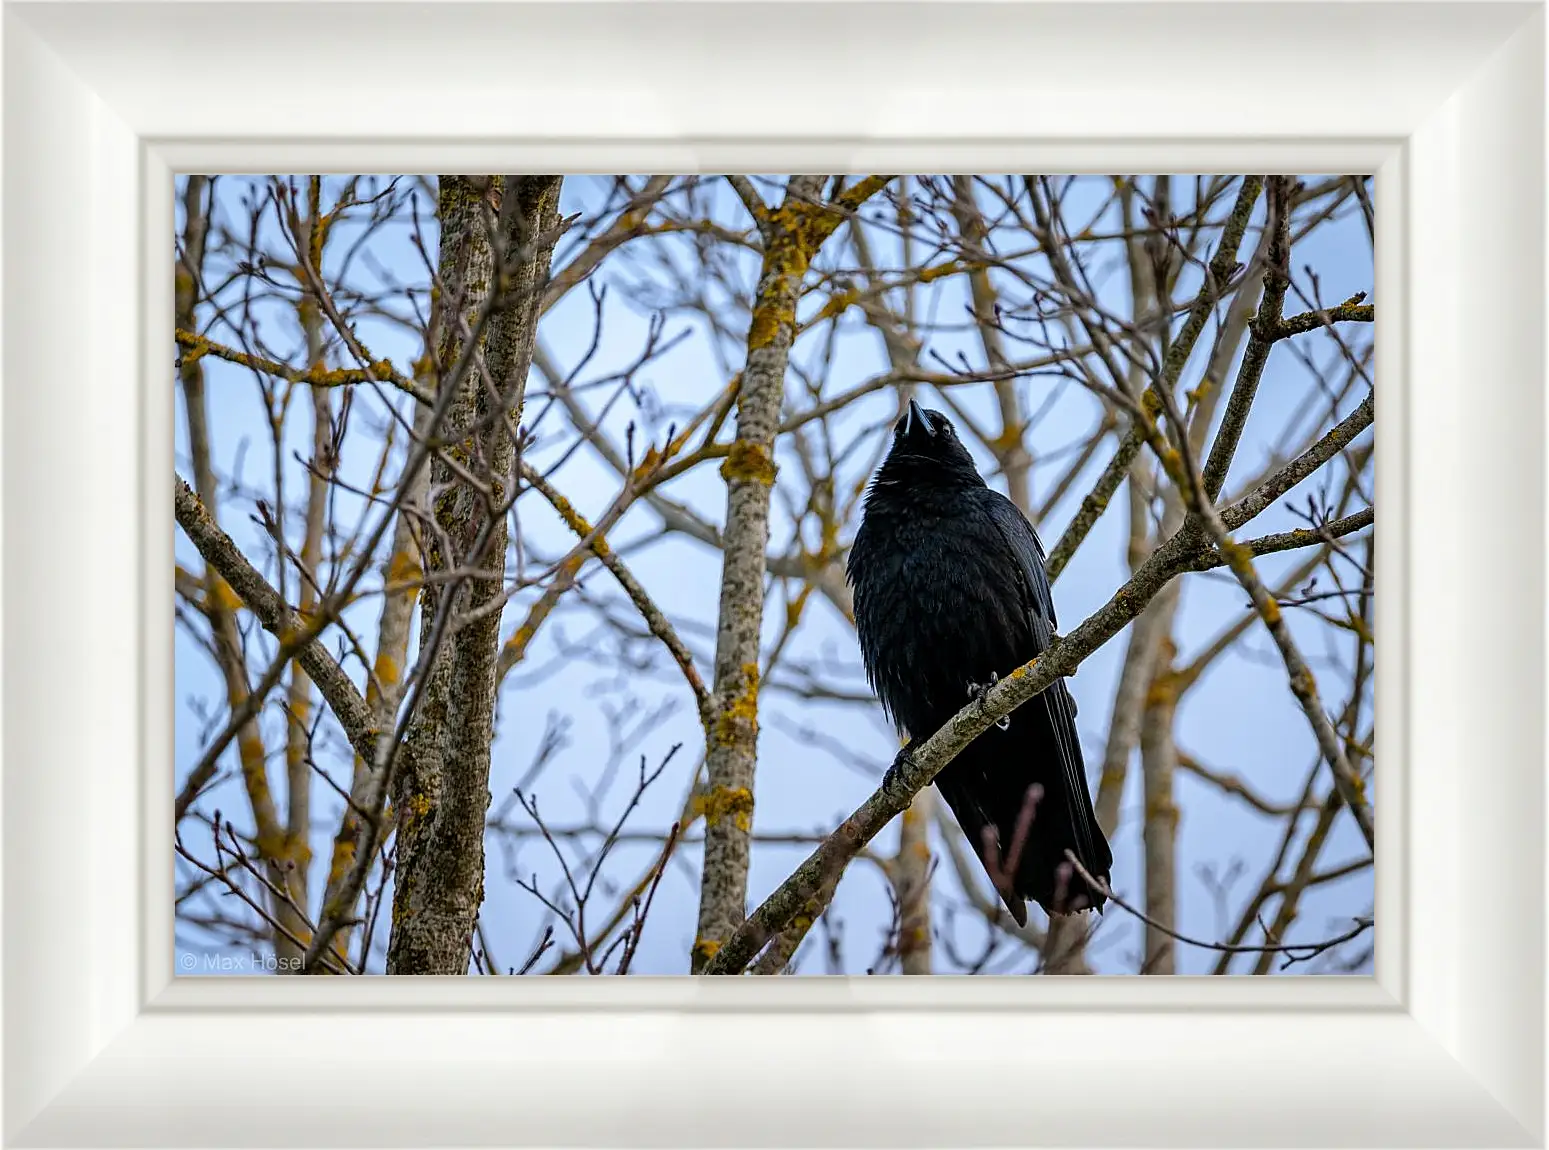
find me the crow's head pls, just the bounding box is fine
[878,398,984,487]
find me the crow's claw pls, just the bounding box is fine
[882,741,917,792]
[966,672,1001,720]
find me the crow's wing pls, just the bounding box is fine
[980,491,1106,877]
[981,491,1058,640]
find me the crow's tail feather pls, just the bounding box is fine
[934,681,1112,920]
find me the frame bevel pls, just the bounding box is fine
[2,2,1542,1145]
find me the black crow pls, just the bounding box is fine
[846,399,1112,925]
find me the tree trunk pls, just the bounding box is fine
[279,177,330,966]
[1141,634,1180,974]
[896,790,934,974]
[387,175,563,974]
[692,176,887,971]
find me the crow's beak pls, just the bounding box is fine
[903,397,933,438]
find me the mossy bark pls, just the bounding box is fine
[386,175,563,975]
[691,177,886,972]
[691,239,797,969]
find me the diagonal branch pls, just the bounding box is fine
[518,461,712,728]
[174,475,378,769]
[1131,318,1376,850]
[726,175,770,234]
[1045,176,1266,580]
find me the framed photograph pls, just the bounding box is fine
[3,0,1543,1145]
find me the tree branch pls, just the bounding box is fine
[174,475,378,771]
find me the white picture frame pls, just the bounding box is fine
[2,0,1543,1144]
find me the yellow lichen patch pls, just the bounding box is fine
[1347,772,1368,804]
[1344,614,1374,645]
[375,653,401,689]
[284,833,314,872]
[712,662,762,748]
[631,445,663,484]
[546,488,595,537]
[393,791,436,850]
[431,487,461,525]
[327,836,357,889]
[746,300,789,352]
[1154,445,1187,488]
[692,938,721,961]
[989,424,1025,456]
[807,286,864,327]
[920,260,972,286]
[784,584,813,631]
[308,359,396,388]
[1276,528,1317,549]
[176,332,211,366]
[1218,539,1255,570]
[445,438,476,469]
[1144,797,1180,826]
[719,442,778,486]
[1145,673,1180,709]
[900,805,931,862]
[701,785,755,832]
[238,732,267,771]
[503,621,537,659]
[771,238,817,282]
[208,575,244,614]
[830,173,894,214]
[385,547,420,589]
[254,830,289,863]
[745,222,818,351]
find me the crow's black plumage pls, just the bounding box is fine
[846,399,1113,925]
